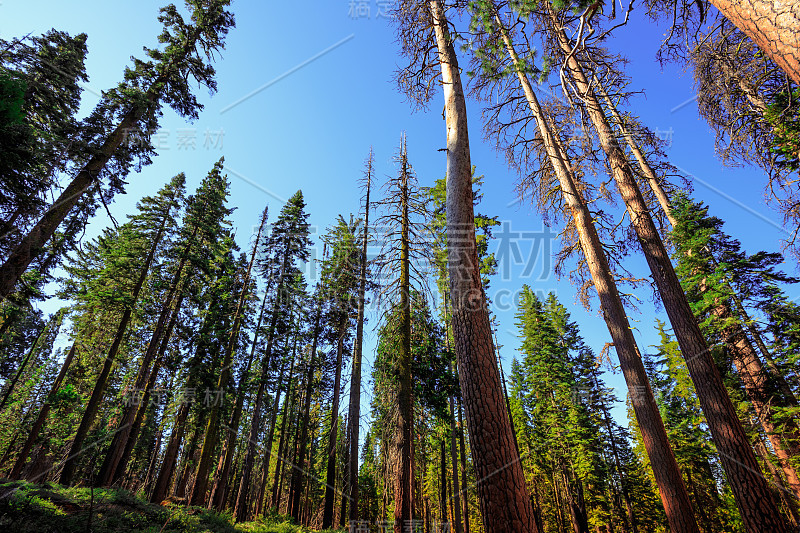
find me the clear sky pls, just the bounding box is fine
[3,0,796,426]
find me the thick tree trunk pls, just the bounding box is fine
[552,21,789,529]
[430,2,538,531]
[708,0,800,84]
[494,11,698,531]
[0,106,146,299]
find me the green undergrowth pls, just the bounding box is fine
[0,479,344,533]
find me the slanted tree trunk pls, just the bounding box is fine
[429,2,537,531]
[0,312,60,413]
[551,19,789,529]
[150,399,191,503]
[708,0,800,84]
[111,289,185,485]
[9,342,76,479]
[491,9,699,530]
[209,284,271,511]
[59,220,172,486]
[98,226,186,485]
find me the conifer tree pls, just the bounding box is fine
[0,0,234,299]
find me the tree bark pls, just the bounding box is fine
[347,151,372,525]
[551,21,789,530]
[430,2,538,531]
[59,219,170,486]
[10,342,76,479]
[708,0,800,84]
[322,318,348,528]
[209,285,270,512]
[289,301,322,521]
[494,10,698,531]
[191,208,268,507]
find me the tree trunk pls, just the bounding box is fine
[111,289,185,485]
[347,151,372,525]
[551,19,789,530]
[457,397,470,533]
[9,342,76,479]
[270,345,298,511]
[59,220,170,486]
[98,224,184,485]
[322,318,347,529]
[149,399,190,503]
[596,81,677,228]
[391,134,415,533]
[191,208,268,507]
[289,296,323,521]
[708,0,800,84]
[430,2,538,531]
[210,278,272,512]
[492,8,697,531]
[0,313,59,413]
[449,394,464,533]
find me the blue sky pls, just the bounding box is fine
[3,0,796,426]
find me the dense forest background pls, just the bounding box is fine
[1,0,799,532]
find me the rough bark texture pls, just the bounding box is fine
[430,2,538,531]
[496,12,699,531]
[551,22,790,531]
[709,0,800,84]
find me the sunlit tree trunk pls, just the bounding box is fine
[709,0,800,84]
[491,10,699,531]
[429,2,538,531]
[551,19,790,530]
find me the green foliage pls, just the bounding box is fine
[0,480,338,533]
[764,88,800,171]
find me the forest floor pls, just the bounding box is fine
[0,479,343,533]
